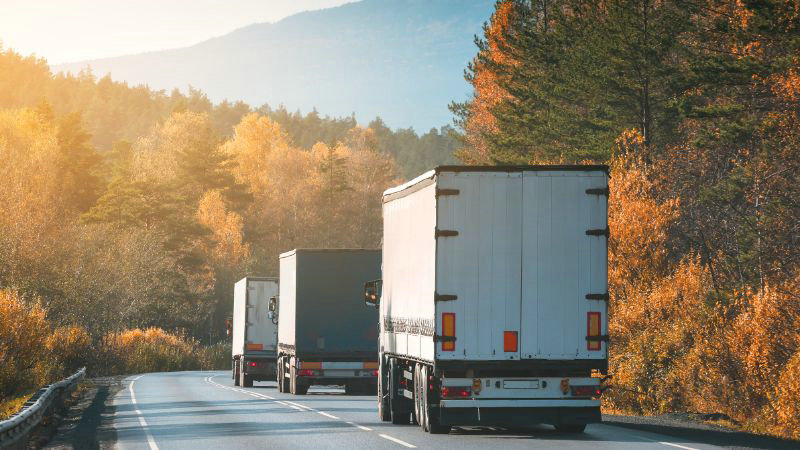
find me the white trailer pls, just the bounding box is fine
[365,165,609,433]
[232,276,279,387]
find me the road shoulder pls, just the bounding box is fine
[603,414,800,449]
[42,376,125,450]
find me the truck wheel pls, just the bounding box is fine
[241,367,253,387]
[276,358,283,392]
[295,381,309,395]
[378,358,391,421]
[234,360,241,386]
[412,364,421,426]
[389,359,410,425]
[344,383,357,396]
[555,424,586,433]
[422,366,450,434]
[281,359,290,393]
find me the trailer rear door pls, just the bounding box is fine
[435,171,522,360]
[519,171,608,360]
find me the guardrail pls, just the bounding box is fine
[0,367,86,449]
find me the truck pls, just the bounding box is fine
[364,165,610,434]
[231,276,279,387]
[276,249,381,395]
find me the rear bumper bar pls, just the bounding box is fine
[434,405,601,427]
[440,399,599,408]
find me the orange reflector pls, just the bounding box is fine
[363,362,378,369]
[587,312,601,351]
[245,343,263,351]
[503,331,518,352]
[301,361,322,369]
[442,313,455,351]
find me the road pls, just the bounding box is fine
[111,371,717,450]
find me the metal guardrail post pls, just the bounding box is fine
[0,367,86,449]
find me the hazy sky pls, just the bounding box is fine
[0,0,356,64]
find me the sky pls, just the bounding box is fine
[0,0,356,64]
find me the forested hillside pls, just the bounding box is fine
[453,0,800,439]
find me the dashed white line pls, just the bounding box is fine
[346,421,373,431]
[641,436,700,450]
[205,374,413,447]
[379,433,417,448]
[317,411,340,419]
[128,375,159,450]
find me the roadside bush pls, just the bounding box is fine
[201,341,232,370]
[46,325,93,376]
[0,289,50,401]
[102,328,205,374]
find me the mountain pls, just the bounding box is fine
[55,0,495,131]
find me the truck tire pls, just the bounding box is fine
[413,364,422,429]
[289,364,307,395]
[344,383,358,396]
[422,366,450,434]
[281,359,290,393]
[378,358,391,421]
[233,359,240,386]
[389,359,411,425]
[555,424,586,433]
[241,367,253,387]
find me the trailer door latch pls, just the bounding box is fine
[585,187,610,196]
[434,293,458,302]
[586,228,610,237]
[436,188,460,197]
[435,228,459,238]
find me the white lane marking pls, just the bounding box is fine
[284,400,312,410]
[379,433,417,448]
[128,375,159,450]
[317,411,340,419]
[205,375,412,447]
[346,421,372,431]
[641,436,700,450]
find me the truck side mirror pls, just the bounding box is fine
[364,280,382,308]
[268,296,278,323]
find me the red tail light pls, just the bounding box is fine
[504,331,518,352]
[298,369,319,377]
[370,369,379,376]
[441,386,471,398]
[248,361,257,367]
[571,386,602,397]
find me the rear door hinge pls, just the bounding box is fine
[586,187,610,196]
[433,335,457,343]
[436,188,460,197]
[586,228,609,237]
[435,228,459,238]
[586,335,610,342]
[586,293,610,302]
[434,293,458,302]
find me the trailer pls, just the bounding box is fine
[231,276,279,387]
[365,165,610,433]
[277,249,381,395]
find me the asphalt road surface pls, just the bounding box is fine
[112,371,719,450]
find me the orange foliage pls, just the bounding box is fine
[46,325,93,375]
[197,190,251,269]
[102,327,207,374]
[0,289,50,399]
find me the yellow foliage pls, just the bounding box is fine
[0,289,50,401]
[102,327,206,374]
[46,325,93,375]
[197,190,250,269]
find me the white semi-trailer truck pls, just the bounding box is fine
[364,165,609,434]
[232,276,279,387]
